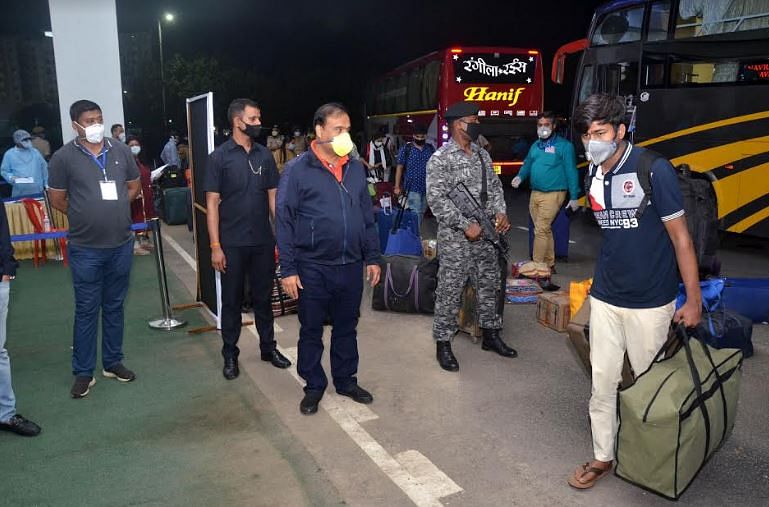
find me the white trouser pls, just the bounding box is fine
[588,295,675,462]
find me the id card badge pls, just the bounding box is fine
[545,146,556,154]
[100,180,118,200]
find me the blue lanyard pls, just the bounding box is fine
[76,142,109,180]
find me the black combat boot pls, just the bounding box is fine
[436,341,459,371]
[481,328,518,358]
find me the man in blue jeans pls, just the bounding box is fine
[277,103,381,415]
[393,123,434,228]
[48,100,141,399]
[0,203,41,436]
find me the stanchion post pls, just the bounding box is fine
[148,218,187,330]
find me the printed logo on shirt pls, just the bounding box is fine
[593,208,639,229]
[611,174,644,209]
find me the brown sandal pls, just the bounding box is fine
[568,462,612,489]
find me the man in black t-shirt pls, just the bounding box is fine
[204,98,291,380]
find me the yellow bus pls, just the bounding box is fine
[553,0,769,238]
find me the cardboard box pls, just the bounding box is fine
[536,291,570,332]
[458,282,481,339]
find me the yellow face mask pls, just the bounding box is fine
[330,132,354,157]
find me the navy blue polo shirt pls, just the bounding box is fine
[204,138,279,247]
[396,142,434,195]
[588,144,684,308]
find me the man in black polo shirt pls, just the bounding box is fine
[205,98,291,380]
[48,100,141,399]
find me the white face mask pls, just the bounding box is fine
[77,122,105,144]
[584,139,617,165]
[118,132,126,142]
[272,130,279,136]
[130,145,141,156]
[537,127,552,139]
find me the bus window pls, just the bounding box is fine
[599,62,639,97]
[642,58,666,86]
[591,5,645,45]
[676,0,769,38]
[647,1,672,41]
[407,67,422,110]
[395,73,409,112]
[577,65,594,103]
[422,60,440,109]
[671,60,740,84]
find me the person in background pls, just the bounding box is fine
[393,123,435,227]
[127,136,155,256]
[287,128,307,156]
[204,98,291,380]
[0,202,41,437]
[266,125,285,169]
[160,131,181,168]
[277,102,381,415]
[47,99,141,399]
[1,130,48,197]
[111,124,126,143]
[511,111,580,273]
[30,126,51,160]
[365,130,395,183]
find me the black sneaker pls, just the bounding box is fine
[0,414,41,436]
[102,363,136,382]
[71,376,96,398]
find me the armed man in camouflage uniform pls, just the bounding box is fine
[426,102,517,372]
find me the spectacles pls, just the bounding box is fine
[248,159,262,175]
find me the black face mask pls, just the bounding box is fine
[413,138,426,146]
[241,122,261,139]
[465,123,481,142]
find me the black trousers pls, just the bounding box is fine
[220,245,276,359]
[297,261,363,393]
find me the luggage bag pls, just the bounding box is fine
[372,255,438,314]
[161,187,190,225]
[697,307,754,358]
[376,208,419,254]
[615,326,743,500]
[721,277,769,323]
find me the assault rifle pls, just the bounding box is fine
[447,182,510,260]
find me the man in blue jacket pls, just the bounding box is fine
[276,103,381,415]
[0,201,41,436]
[512,112,579,272]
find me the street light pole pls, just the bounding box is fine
[157,13,174,131]
[157,18,167,130]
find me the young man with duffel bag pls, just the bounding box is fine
[567,94,702,489]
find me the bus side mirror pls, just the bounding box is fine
[553,54,566,85]
[551,38,589,85]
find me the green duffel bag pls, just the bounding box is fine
[162,187,190,226]
[615,325,743,500]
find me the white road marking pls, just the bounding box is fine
[163,233,283,333]
[396,450,463,499]
[514,226,528,232]
[163,233,197,271]
[166,234,463,506]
